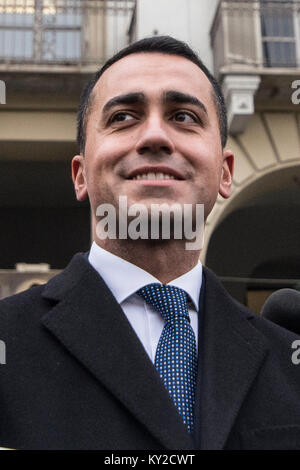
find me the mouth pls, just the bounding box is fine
[126,166,185,181]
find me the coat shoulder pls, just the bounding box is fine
[203,265,300,341]
[0,252,90,326]
[0,284,48,322]
[203,265,300,370]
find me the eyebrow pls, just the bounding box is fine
[102,92,146,115]
[101,90,208,116]
[163,90,208,115]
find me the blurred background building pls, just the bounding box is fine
[0,0,300,310]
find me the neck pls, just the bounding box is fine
[94,237,201,284]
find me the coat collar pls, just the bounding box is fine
[41,253,269,450]
[41,253,194,450]
[198,267,269,449]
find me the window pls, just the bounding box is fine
[0,0,82,62]
[260,0,297,67]
[0,0,34,60]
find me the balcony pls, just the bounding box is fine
[0,0,135,71]
[211,0,300,77]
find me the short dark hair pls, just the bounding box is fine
[77,35,227,154]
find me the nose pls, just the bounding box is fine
[135,115,175,156]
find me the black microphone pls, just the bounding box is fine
[261,289,300,335]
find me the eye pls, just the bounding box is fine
[110,112,135,123]
[172,111,198,123]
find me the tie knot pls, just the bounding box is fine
[137,283,190,323]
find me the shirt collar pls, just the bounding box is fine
[88,241,202,310]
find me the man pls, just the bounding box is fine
[1,36,300,450]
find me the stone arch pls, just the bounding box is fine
[201,111,300,263]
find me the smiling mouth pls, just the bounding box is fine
[131,172,177,180]
[126,167,185,181]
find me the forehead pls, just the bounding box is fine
[92,52,215,109]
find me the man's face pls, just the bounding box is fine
[72,52,233,223]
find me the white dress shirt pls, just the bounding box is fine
[88,241,202,363]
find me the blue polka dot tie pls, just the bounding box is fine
[137,283,197,433]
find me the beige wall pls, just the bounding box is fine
[0,87,79,160]
[0,111,76,142]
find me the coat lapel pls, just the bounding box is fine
[198,267,269,449]
[41,253,194,450]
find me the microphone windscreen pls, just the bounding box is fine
[261,288,300,335]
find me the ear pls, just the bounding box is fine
[71,155,88,201]
[218,149,234,199]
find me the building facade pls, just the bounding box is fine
[1,0,300,311]
[0,0,135,297]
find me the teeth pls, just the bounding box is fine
[132,172,176,180]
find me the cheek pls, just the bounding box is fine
[86,135,133,171]
[180,140,221,175]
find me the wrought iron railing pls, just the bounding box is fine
[211,0,300,75]
[0,0,135,65]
